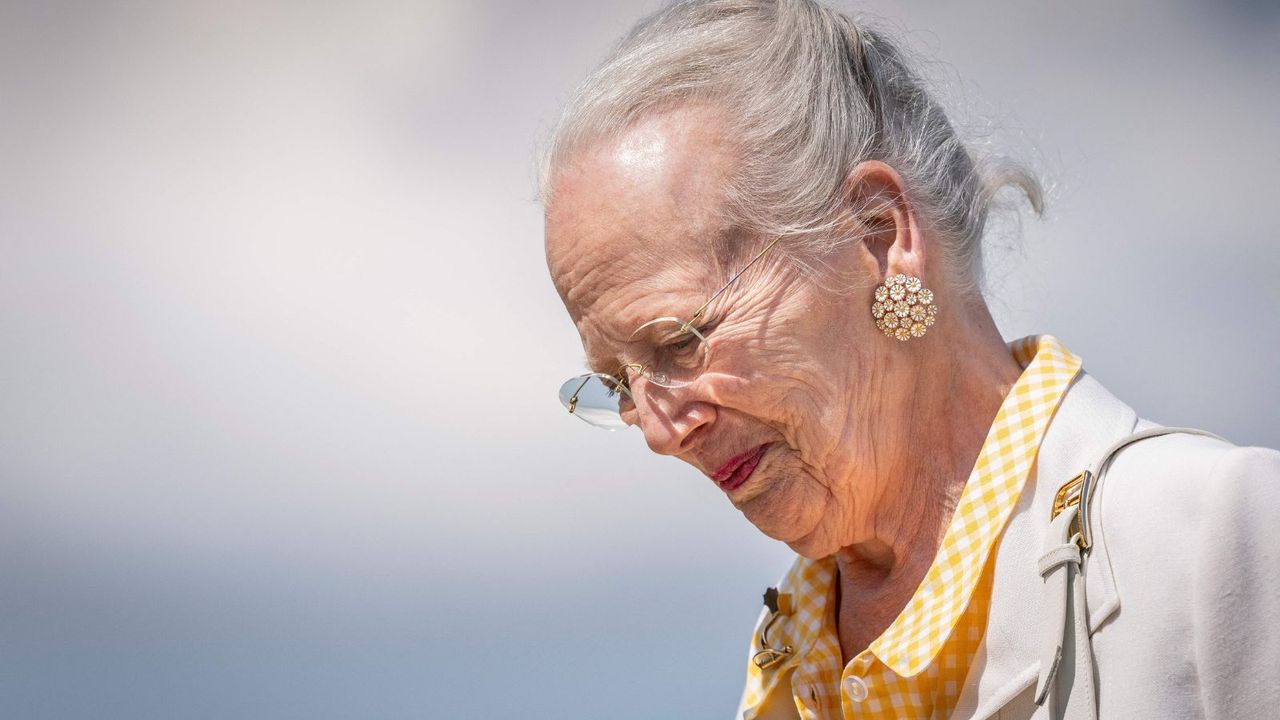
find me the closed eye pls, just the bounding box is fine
[666,335,698,352]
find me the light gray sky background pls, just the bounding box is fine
[0,1,1276,718]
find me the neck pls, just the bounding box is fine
[834,298,1023,658]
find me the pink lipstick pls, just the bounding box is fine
[712,443,771,492]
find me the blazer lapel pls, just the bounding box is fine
[951,371,1139,720]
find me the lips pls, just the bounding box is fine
[711,443,771,492]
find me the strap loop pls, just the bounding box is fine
[1038,542,1082,578]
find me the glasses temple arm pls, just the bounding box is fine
[683,236,783,330]
[566,375,592,414]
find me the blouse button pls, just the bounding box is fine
[843,675,869,702]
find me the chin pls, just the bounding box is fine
[784,527,838,560]
[738,472,829,557]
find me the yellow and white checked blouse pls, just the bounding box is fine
[738,334,1082,720]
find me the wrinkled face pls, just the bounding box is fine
[545,106,894,559]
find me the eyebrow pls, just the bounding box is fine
[581,350,613,375]
[580,321,631,375]
[573,223,758,375]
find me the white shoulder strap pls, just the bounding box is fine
[1077,426,1226,551]
[1033,426,1226,720]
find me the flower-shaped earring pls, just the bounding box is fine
[871,273,937,341]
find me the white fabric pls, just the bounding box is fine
[1034,501,1094,720]
[952,371,1280,719]
[1032,506,1081,709]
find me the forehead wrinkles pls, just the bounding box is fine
[550,199,735,324]
[556,236,661,318]
[548,105,738,293]
[575,255,717,370]
[546,104,748,370]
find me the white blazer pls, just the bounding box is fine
[736,371,1280,720]
[952,371,1280,719]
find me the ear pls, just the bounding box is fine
[840,160,927,282]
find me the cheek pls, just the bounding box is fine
[733,450,831,544]
[704,348,847,471]
[710,333,831,407]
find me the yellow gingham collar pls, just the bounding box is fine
[867,333,1081,676]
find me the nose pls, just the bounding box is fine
[627,376,715,456]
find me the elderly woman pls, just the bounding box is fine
[539,1,1280,718]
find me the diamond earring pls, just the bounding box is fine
[871,273,937,341]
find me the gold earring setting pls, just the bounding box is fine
[872,273,937,341]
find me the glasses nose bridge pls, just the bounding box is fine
[617,361,645,378]
[627,362,698,413]
[620,361,680,395]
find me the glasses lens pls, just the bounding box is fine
[558,373,632,430]
[629,317,710,387]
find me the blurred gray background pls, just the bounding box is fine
[0,0,1276,718]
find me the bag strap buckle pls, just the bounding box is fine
[1050,470,1092,551]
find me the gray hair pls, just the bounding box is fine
[539,0,1044,297]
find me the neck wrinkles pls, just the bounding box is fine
[834,309,1023,652]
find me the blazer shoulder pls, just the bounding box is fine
[1191,443,1280,555]
[1089,434,1280,716]
[1100,430,1280,516]
[1204,443,1280,497]
[1092,430,1280,596]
